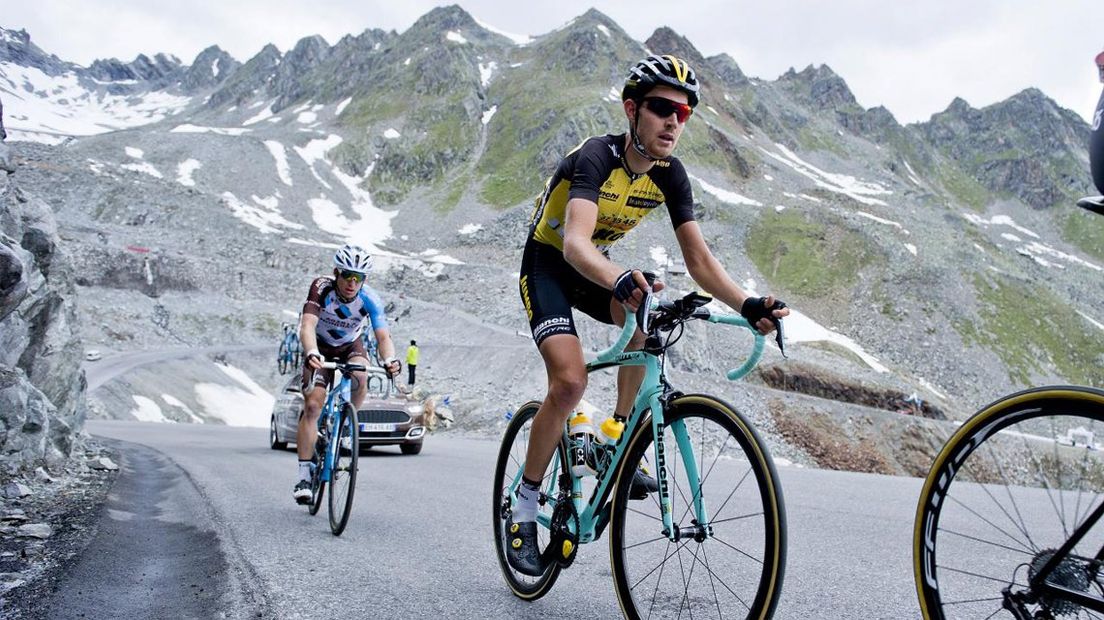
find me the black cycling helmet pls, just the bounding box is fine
[622,54,700,108]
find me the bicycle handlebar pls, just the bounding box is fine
[592,298,767,381]
[319,361,368,373]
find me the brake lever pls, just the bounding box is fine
[769,300,787,358]
[634,271,658,334]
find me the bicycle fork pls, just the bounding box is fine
[651,400,712,543]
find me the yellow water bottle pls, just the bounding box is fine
[596,416,625,445]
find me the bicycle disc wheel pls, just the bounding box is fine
[492,401,566,600]
[329,404,359,535]
[915,386,1104,619]
[278,342,289,375]
[610,394,786,620]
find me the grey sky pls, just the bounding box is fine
[7,1,1103,124]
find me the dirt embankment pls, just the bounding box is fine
[755,362,960,477]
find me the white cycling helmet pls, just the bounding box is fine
[333,244,372,273]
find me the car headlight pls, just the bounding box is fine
[406,405,423,415]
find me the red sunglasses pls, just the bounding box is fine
[642,96,693,123]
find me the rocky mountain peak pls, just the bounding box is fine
[205,43,283,108]
[644,27,705,66]
[706,53,748,87]
[181,45,239,92]
[0,26,70,76]
[410,4,480,36]
[780,63,857,109]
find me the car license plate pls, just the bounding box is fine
[360,423,395,432]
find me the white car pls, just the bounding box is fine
[84,350,103,362]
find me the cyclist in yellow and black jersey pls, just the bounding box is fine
[528,133,696,256]
[507,54,789,577]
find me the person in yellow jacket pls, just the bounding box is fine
[405,340,419,386]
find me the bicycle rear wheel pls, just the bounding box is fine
[915,386,1104,619]
[610,394,786,620]
[328,404,359,536]
[492,401,566,600]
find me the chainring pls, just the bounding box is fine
[546,492,580,568]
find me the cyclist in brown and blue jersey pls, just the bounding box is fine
[506,55,789,576]
[292,244,401,504]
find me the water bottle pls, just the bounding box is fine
[596,417,625,446]
[569,412,597,477]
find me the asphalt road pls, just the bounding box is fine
[83,344,271,392]
[55,420,926,619]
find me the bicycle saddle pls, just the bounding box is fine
[1077,195,1104,215]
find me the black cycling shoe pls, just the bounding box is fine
[629,466,659,500]
[505,517,546,577]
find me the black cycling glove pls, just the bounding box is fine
[741,296,788,357]
[612,270,644,303]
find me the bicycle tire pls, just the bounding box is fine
[328,404,359,536]
[609,394,786,620]
[491,401,566,600]
[278,341,289,375]
[914,385,1104,619]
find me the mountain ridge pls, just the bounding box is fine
[0,8,1099,436]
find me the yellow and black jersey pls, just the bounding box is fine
[527,133,695,253]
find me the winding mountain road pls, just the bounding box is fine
[50,420,925,619]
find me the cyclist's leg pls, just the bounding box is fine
[522,334,588,484]
[296,367,330,460]
[518,240,589,486]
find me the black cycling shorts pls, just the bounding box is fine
[519,238,614,347]
[300,338,368,393]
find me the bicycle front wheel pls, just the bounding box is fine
[491,401,566,600]
[277,342,289,375]
[915,385,1104,619]
[610,394,786,620]
[329,404,359,535]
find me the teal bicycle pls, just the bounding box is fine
[492,291,787,619]
[306,359,363,536]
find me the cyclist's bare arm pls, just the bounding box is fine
[299,313,323,369]
[373,328,401,376]
[562,197,658,309]
[674,221,788,334]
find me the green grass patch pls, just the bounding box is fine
[936,162,990,212]
[1062,205,1104,262]
[745,209,876,298]
[959,273,1104,386]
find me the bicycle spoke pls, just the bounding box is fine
[946,493,1035,555]
[938,527,1037,556]
[710,534,766,565]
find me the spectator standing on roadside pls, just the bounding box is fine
[405,339,419,386]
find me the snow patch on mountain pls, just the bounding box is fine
[131,395,171,423]
[473,17,532,45]
[176,159,201,186]
[761,144,893,206]
[121,161,162,178]
[690,174,763,206]
[171,124,250,136]
[193,364,272,427]
[0,61,191,140]
[264,140,293,186]
[242,104,275,126]
[221,191,303,234]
